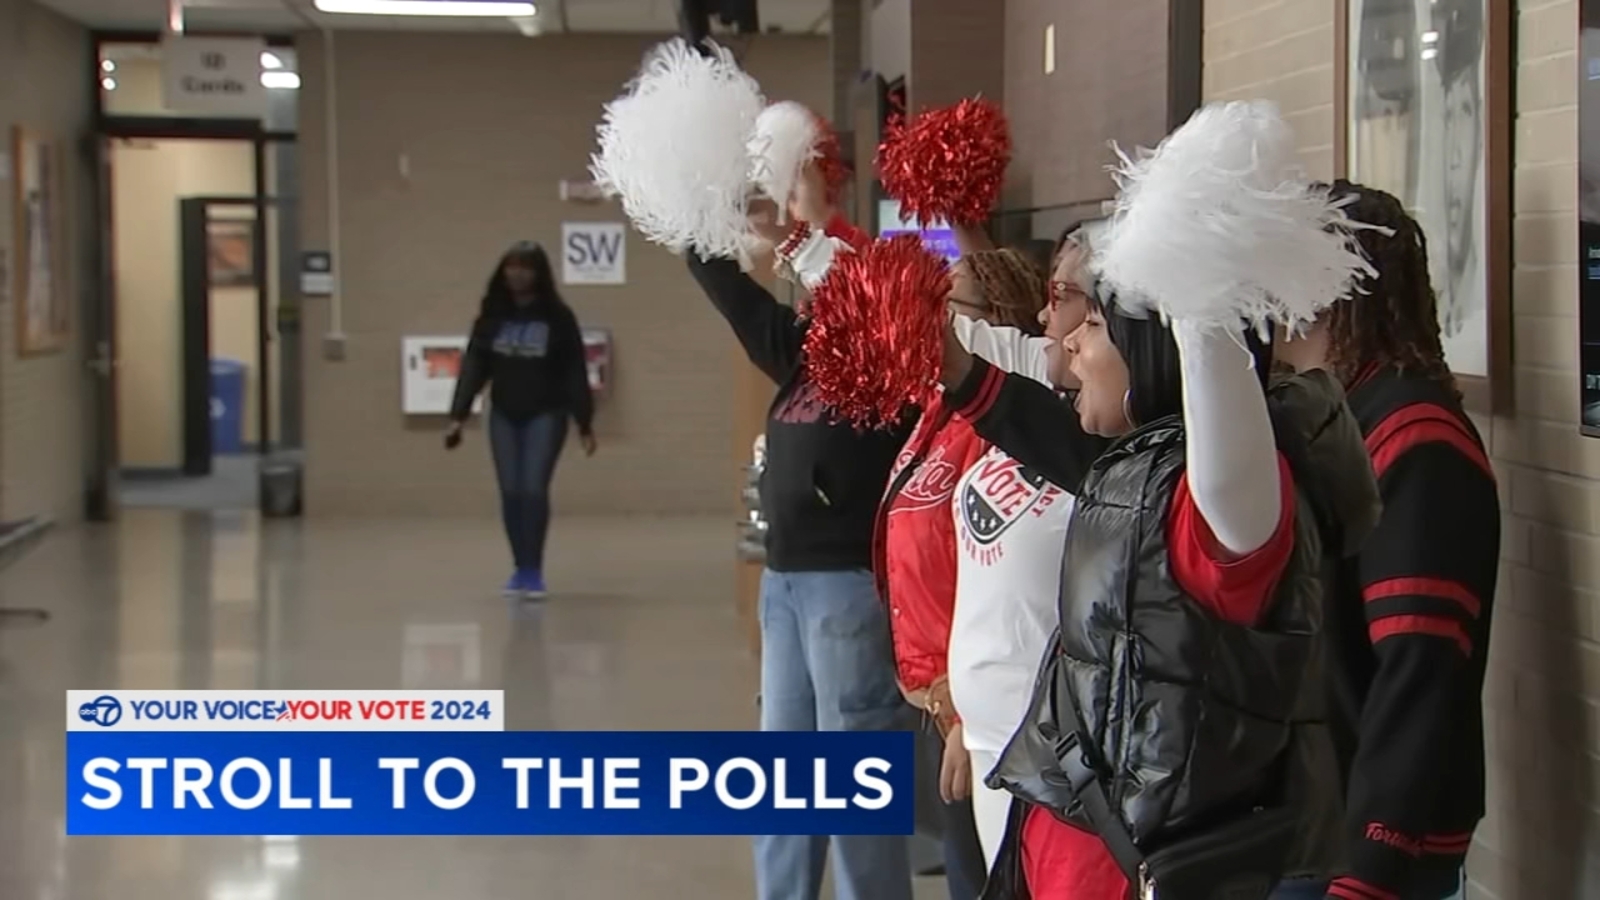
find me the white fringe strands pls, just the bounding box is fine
[589,40,766,261]
[1092,100,1376,337]
[748,101,822,224]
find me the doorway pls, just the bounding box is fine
[85,36,300,519]
[106,139,282,510]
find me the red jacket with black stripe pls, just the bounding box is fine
[1326,364,1499,900]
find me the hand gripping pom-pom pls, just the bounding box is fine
[803,235,952,430]
[748,102,850,221]
[590,40,765,261]
[876,98,1011,228]
[1092,100,1376,336]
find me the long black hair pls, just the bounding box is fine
[479,241,563,320]
[1088,283,1274,428]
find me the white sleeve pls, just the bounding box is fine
[780,228,855,291]
[1172,319,1283,557]
[950,315,1053,385]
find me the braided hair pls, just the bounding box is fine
[965,248,1047,336]
[1318,179,1457,395]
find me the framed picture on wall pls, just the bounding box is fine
[206,218,256,288]
[1336,0,1511,413]
[11,126,70,356]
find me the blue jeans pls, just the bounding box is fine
[754,568,913,900]
[1272,871,1466,900]
[488,411,567,571]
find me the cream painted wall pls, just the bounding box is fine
[112,138,262,467]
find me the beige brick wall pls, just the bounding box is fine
[1206,2,1600,897]
[295,32,829,517]
[0,0,91,525]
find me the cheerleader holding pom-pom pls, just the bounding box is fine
[939,101,1385,900]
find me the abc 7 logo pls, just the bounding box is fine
[78,694,123,727]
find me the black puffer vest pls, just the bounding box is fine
[983,371,1380,898]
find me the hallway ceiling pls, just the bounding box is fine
[38,0,831,36]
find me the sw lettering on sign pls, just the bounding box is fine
[561,222,627,286]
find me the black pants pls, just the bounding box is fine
[488,410,568,571]
[919,723,988,900]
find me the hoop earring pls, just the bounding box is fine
[1122,389,1135,428]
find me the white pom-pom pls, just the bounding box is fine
[748,101,822,222]
[1092,100,1374,336]
[590,40,766,260]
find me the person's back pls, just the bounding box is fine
[686,183,914,900]
[1273,180,1499,900]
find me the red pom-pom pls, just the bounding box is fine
[811,115,853,204]
[803,235,951,430]
[876,98,1011,227]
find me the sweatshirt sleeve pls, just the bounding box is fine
[557,306,596,436]
[945,356,1106,493]
[950,314,1053,384]
[1171,320,1283,559]
[687,254,805,385]
[1331,415,1499,900]
[448,321,492,422]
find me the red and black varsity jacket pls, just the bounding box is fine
[1326,363,1500,900]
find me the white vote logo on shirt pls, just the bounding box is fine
[959,450,1061,546]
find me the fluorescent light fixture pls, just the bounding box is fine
[101,76,116,91]
[100,59,115,72]
[261,71,301,89]
[1421,30,1439,44]
[1420,47,1439,61]
[261,51,284,69]
[314,0,536,15]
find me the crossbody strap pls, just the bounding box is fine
[1056,698,1149,894]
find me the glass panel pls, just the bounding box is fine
[267,140,301,449]
[100,42,299,132]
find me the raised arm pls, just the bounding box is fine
[1171,320,1283,558]
[949,314,1053,384]
[686,255,805,385]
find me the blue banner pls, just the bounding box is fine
[66,731,916,836]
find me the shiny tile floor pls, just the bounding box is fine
[0,510,946,900]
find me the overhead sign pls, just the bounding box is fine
[161,37,266,117]
[562,222,626,285]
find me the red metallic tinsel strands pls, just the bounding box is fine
[803,236,952,430]
[876,98,1011,227]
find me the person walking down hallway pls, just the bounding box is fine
[446,241,597,600]
[686,165,915,900]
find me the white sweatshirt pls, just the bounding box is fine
[944,317,1072,755]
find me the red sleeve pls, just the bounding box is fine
[824,214,871,253]
[1166,453,1295,627]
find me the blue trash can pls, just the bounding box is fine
[210,359,247,455]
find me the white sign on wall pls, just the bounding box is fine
[401,336,483,416]
[561,222,626,285]
[161,36,267,117]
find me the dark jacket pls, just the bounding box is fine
[951,362,1380,896]
[687,255,913,572]
[1324,363,1499,900]
[450,299,594,433]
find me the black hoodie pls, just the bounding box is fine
[450,298,595,433]
[688,255,913,572]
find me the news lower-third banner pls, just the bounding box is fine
[65,691,915,837]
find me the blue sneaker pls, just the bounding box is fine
[522,570,547,600]
[502,570,528,598]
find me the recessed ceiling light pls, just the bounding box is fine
[101,77,116,90]
[100,59,115,73]
[261,51,284,69]
[314,0,536,16]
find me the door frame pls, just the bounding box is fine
[179,195,277,476]
[84,30,296,519]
